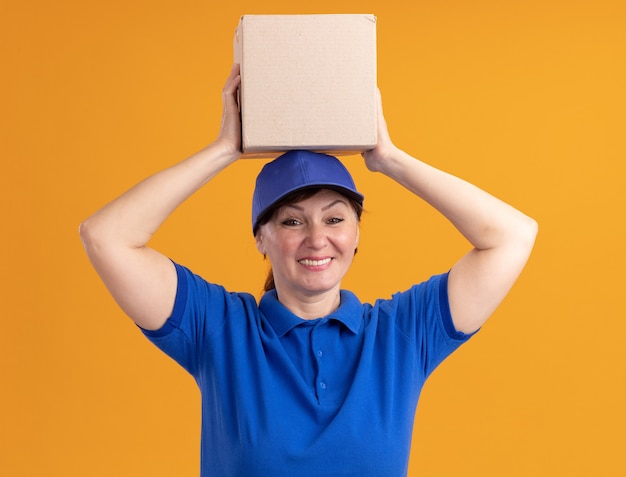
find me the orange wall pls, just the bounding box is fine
[2,0,625,475]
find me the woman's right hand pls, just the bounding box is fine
[215,64,242,161]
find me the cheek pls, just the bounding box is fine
[335,230,360,253]
[266,234,300,259]
[346,225,360,245]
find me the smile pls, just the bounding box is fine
[298,258,332,266]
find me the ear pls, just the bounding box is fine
[255,231,266,255]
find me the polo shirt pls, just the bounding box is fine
[142,262,474,476]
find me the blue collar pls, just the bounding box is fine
[259,290,364,337]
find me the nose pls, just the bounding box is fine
[305,223,327,249]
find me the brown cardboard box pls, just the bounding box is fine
[233,14,377,157]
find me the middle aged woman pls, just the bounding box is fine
[79,64,538,476]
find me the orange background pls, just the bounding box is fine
[2,0,625,475]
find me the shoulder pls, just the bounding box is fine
[370,273,448,317]
[174,262,258,303]
[369,273,473,341]
[145,262,260,339]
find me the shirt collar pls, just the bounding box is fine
[259,290,364,337]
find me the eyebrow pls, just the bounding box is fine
[283,199,348,212]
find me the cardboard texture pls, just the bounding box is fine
[234,14,377,157]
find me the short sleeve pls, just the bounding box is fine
[140,262,257,377]
[391,272,477,378]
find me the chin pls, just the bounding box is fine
[299,280,342,295]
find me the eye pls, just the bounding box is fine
[282,218,302,226]
[326,217,344,225]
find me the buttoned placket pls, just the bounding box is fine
[311,320,328,403]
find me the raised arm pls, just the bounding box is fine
[363,91,538,334]
[79,65,242,331]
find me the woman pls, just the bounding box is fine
[80,64,537,476]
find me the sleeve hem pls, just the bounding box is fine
[140,261,188,338]
[439,272,478,341]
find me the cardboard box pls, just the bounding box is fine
[233,14,377,157]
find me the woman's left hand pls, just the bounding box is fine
[362,88,398,173]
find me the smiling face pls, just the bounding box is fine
[255,189,360,304]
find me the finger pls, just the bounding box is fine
[223,64,241,96]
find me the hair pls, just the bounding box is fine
[254,187,364,293]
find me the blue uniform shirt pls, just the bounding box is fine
[142,263,474,476]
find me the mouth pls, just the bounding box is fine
[297,258,333,267]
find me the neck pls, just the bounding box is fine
[274,286,341,320]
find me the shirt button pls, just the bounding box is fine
[320,382,327,389]
[317,350,323,358]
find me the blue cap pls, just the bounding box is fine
[252,150,364,234]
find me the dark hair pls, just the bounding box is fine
[255,187,364,293]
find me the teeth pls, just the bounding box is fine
[299,258,332,266]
